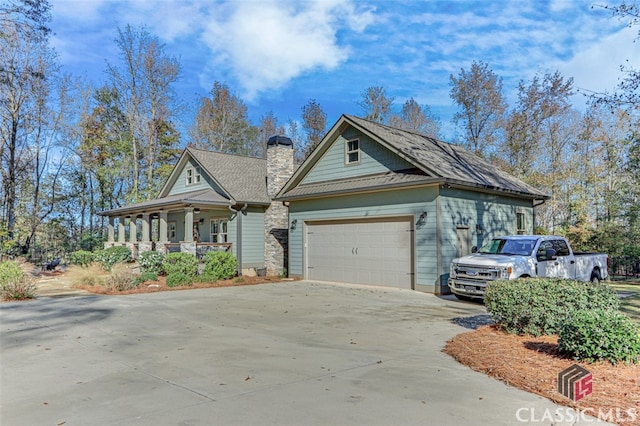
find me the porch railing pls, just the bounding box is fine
[162,242,232,260]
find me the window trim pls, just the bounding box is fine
[185,167,201,186]
[516,210,526,235]
[210,218,228,243]
[345,138,360,165]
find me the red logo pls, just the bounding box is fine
[558,364,592,401]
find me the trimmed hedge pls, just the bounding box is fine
[484,278,620,336]
[162,252,198,277]
[559,308,640,364]
[94,246,132,270]
[70,250,93,267]
[138,251,165,275]
[200,251,237,281]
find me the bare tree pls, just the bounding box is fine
[0,0,53,241]
[389,98,441,139]
[301,99,327,159]
[189,81,259,156]
[450,61,507,156]
[359,85,394,123]
[107,25,181,202]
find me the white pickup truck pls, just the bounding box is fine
[448,235,609,300]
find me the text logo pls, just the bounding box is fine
[558,364,592,401]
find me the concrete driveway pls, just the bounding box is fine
[0,281,606,425]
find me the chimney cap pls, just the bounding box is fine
[267,135,293,148]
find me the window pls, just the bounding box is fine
[550,239,570,257]
[516,211,526,235]
[168,221,176,240]
[186,167,201,186]
[345,139,360,164]
[210,219,228,243]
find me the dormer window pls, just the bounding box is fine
[186,167,201,186]
[345,139,360,165]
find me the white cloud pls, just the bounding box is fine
[200,0,374,100]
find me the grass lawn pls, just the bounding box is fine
[610,280,640,323]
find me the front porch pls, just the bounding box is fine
[103,206,234,260]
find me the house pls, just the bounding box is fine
[100,136,294,276]
[275,114,549,294]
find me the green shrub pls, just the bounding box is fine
[0,261,37,301]
[70,250,94,267]
[138,251,165,275]
[94,246,132,270]
[201,251,237,281]
[162,252,198,277]
[0,261,26,287]
[485,278,620,336]
[105,265,139,292]
[559,309,640,364]
[166,272,193,287]
[136,270,158,285]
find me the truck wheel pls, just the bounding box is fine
[590,272,600,284]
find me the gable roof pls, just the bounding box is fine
[100,147,270,216]
[277,114,548,201]
[177,148,270,204]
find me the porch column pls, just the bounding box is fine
[181,207,196,256]
[156,211,169,254]
[138,213,153,255]
[129,217,137,243]
[159,211,168,242]
[141,213,150,242]
[118,216,126,243]
[107,217,115,242]
[184,207,194,242]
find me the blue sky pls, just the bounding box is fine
[49,0,640,142]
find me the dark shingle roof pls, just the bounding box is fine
[344,115,547,198]
[188,148,271,204]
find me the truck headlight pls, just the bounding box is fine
[450,262,458,277]
[500,266,513,278]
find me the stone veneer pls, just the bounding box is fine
[264,142,294,276]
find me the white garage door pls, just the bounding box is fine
[306,219,413,289]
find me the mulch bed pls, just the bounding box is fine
[443,325,640,424]
[77,275,290,295]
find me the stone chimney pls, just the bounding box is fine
[264,135,294,276]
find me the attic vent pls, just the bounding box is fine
[267,135,293,148]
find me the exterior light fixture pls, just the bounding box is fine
[476,224,484,234]
[290,219,297,231]
[417,212,427,226]
[194,208,200,214]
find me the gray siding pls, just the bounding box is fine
[288,186,439,292]
[438,187,533,287]
[303,129,415,185]
[239,207,265,267]
[168,159,223,196]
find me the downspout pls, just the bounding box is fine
[532,199,546,234]
[229,203,247,276]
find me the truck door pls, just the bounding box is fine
[536,240,575,278]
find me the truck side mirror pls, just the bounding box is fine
[471,246,478,253]
[537,248,557,261]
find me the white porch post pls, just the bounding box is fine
[159,211,168,242]
[184,207,194,243]
[181,207,196,256]
[118,216,126,243]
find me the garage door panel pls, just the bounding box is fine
[306,219,412,289]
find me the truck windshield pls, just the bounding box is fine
[478,239,537,256]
